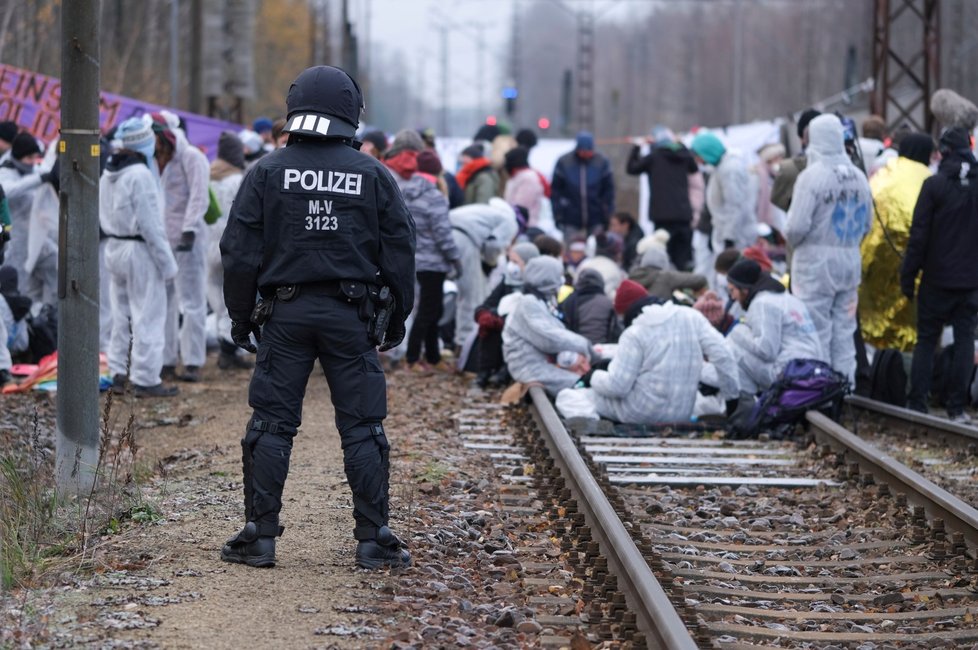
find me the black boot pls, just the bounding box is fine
[355,526,411,570]
[221,522,277,568]
[111,373,127,395]
[133,383,179,398]
[178,365,202,382]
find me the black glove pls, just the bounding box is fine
[379,319,405,352]
[231,320,261,353]
[175,230,196,252]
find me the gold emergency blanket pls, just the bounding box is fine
[859,157,930,351]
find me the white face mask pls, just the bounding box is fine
[929,162,939,174]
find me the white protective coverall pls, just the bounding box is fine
[24,182,58,307]
[207,160,244,347]
[161,126,210,368]
[590,302,739,424]
[100,156,179,387]
[707,151,758,254]
[450,197,518,346]
[785,114,872,383]
[0,159,42,292]
[502,257,592,395]
[727,286,825,393]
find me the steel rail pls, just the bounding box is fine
[527,387,697,650]
[808,410,978,547]
[847,395,978,443]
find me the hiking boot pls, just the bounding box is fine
[221,523,276,568]
[111,374,127,395]
[355,526,411,570]
[218,351,254,370]
[161,365,177,382]
[948,411,974,426]
[133,383,179,398]
[178,366,202,383]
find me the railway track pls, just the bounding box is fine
[465,387,978,648]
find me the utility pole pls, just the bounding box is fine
[189,0,203,113]
[731,0,744,123]
[439,23,449,136]
[57,0,101,495]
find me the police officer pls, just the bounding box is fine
[219,66,416,569]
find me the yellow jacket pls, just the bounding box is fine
[859,157,931,351]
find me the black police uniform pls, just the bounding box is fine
[219,66,416,568]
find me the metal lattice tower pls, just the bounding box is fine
[871,0,941,133]
[576,8,595,133]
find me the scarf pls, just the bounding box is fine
[456,157,491,189]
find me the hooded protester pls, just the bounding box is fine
[626,126,698,270]
[724,259,824,393]
[584,276,739,425]
[772,109,821,211]
[691,131,758,256]
[457,143,500,206]
[551,132,615,239]
[0,121,17,164]
[450,197,519,347]
[385,129,461,371]
[860,133,934,352]
[628,245,708,301]
[208,131,250,371]
[785,114,872,383]
[100,115,180,397]
[0,132,52,295]
[503,146,546,227]
[559,269,620,345]
[152,111,212,383]
[502,256,592,395]
[901,127,978,423]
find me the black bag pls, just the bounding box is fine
[27,303,57,363]
[869,348,907,407]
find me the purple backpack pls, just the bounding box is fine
[731,359,849,439]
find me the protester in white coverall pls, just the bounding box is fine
[207,132,249,371]
[724,259,825,393]
[450,197,518,346]
[785,114,872,383]
[690,131,758,256]
[0,133,47,293]
[503,256,593,395]
[100,116,179,396]
[152,111,210,383]
[23,138,60,307]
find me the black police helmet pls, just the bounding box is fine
[284,66,363,139]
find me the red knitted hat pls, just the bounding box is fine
[614,279,649,316]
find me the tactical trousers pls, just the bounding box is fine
[242,287,391,541]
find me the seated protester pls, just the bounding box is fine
[584,277,739,424]
[474,242,539,388]
[628,245,708,301]
[725,259,824,393]
[503,256,593,395]
[533,234,563,259]
[0,267,31,387]
[559,269,621,345]
[577,231,624,297]
[694,290,737,335]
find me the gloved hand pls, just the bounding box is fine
[231,320,261,353]
[176,231,196,252]
[379,319,405,352]
[451,259,464,280]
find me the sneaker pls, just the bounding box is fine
[160,365,177,382]
[431,359,456,374]
[111,374,127,395]
[218,352,254,371]
[948,412,973,426]
[178,366,202,383]
[133,383,179,398]
[355,526,411,570]
[221,523,276,568]
[405,361,432,376]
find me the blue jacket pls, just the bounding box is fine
[551,151,615,232]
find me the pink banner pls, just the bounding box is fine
[0,63,243,159]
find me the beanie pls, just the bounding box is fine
[575,131,594,152]
[416,150,443,175]
[461,143,485,160]
[523,256,565,296]
[504,146,529,173]
[0,121,17,145]
[150,113,177,150]
[796,109,821,139]
[898,133,935,166]
[10,132,41,160]
[613,279,649,316]
[252,117,274,134]
[727,259,762,289]
[387,129,425,157]
[217,131,245,170]
[515,128,537,149]
[939,127,971,155]
[115,115,156,165]
[511,241,540,264]
[639,246,670,270]
[690,132,725,166]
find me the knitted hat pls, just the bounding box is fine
[0,121,17,145]
[217,131,245,170]
[639,246,670,270]
[796,109,821,138]
[511,241,540,265]
[252,117,274,134]
[898,133,935,166]
[115,115,156,164]
[939,127,971,155]
[461,143,485,160]
[10,132,41,160]
[575,131,594,152]
[726,259,762,289]
[651,125,675,144]
[690,132,725,166]
[387,129,425,157]
[613,279,649,316]
[693,291,725,328]
[150,113,177,150]
[523,256,565,295]
[416,149,443,175]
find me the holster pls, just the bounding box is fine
[367,287,394,346]
[250,298,274,326]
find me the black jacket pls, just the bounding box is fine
[221,139,416,323]
[559,270,620,344]
[901,151,978,294]
[626,143,698,225]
